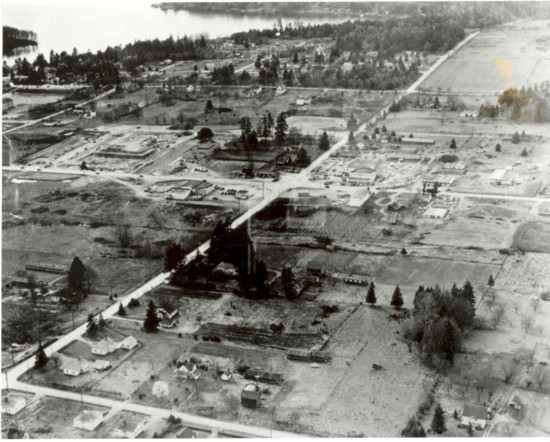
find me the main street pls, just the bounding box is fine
[1,30,482,437]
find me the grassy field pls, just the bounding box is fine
[422,23,549,93]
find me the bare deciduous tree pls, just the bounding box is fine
[501,360,521,384]
[489,304,506,330]
[521,314,534,334]
[530,298,541,312]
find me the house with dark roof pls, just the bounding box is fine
[460,403,489,430]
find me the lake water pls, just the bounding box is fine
[2,0,349,64]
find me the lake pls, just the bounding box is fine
[2,0,349,64]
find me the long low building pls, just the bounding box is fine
[348,167,377,186]
[348,187,372,207]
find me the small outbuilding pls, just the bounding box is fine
[460,403,489,430]
[241,383,261,408]
[120,336,138,350]
[63,358,90,377]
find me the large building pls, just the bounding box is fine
[348,168,377,186]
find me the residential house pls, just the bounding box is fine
[214,262,237,276]
[91,338,117,356]
[241,384,261,408]
[174,362,201,380]
[120,336,138,350]
[63,358,90,376]
[306,261,326,277]
[275,85,287,96]
[176,427,196,438]
[460,404,489,430]
[490,168,515,186]
[73,410,104,431]
[92,359,112,371]
[509,395,523,411]
[111,415,148,438]
[157,306,179,321]
[1,395,27,415]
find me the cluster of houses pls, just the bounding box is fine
[62,336,138,377]
[73,409,150,438]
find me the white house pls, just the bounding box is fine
[275,85,287,96]
[120,336,138,350]
[111,416,148,438]
[63,358,90,376]
[92,359,112,371]
[490,168,514,186]
[73,410,104,431]
[1,395,27,415]
[460,404,489,430]
[174,362,201,380]
[91,338,118,356]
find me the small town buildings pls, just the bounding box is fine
[120,336,138,350]
[287,349,311,362]
[111,415,148,438]
[241,383,261,408]
[63,358,90,376]
[176,427,196,438]
[348,187,372,207]
[490,168,515,186]
[1,394,27,415]
[423,207,448,219]
[73,410,104,431]
[91,338,118,356]
[348,168,377,186]
[460,404,489,430]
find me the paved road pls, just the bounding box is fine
[2,88,116,136]
[1,31,484,437]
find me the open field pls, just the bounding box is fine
[422,21,550,93]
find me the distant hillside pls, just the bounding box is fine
[153,2,550,26]
[3,26,37,55]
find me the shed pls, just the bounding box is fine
[306,261,326,277]
[241,383,261,408]
[287,349,311,362]
[311,350,332,363]
[73,410,104,431]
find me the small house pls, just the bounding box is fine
[91,338,118,356]
[176,427,196,438]
[214,262,237,276]
[275,85,287,96]
[241,383,261,408]
[1,395,26,415]
[157,306,179,320]
[120,336,138,350]
[92,359,112,371]
[111,415,148,438]
[73,410,104,431]
[63,358,90,376]
[174,362,201,380]
[423,207,448,219]
[306,261,326,277]
[160,317,178,329]
[460,404,489,430]
[120,336,137,350]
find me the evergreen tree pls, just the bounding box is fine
[292,52,299,64]
[86,313,98,336]
[204,100,214,113]
[401,415,426,437]
[208,220,230,264]
[281,265,298,299]
[348,130,356,146]
[296,147,311,167]
[512,131,521,144]
[366,282,377,306]
[441,319,456,363]
[118,302,126,316]
[164,241,185,272]
[434,96,440,108]
[431,404,447,434]
[520,147,528,157]
[98,313,106,329]
[400,248,408,255]
[34,342,48,370]
[347,113,357,130]
[488,275,495,286]
[495,143,501,152]
[462,281,475,309]
[275,113,288,145]
[266,112,274,133]
[68,256,88,294]
[467,422,474,437]
[450,138,457,149]
[391,285,404,309]
[319,131,330,151]
[144,300,160,332]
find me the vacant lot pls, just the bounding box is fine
[422,24,547,93]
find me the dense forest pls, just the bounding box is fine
[3,26,37,55]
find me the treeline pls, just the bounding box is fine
[478,86,550,123]
[3,26,37,54]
